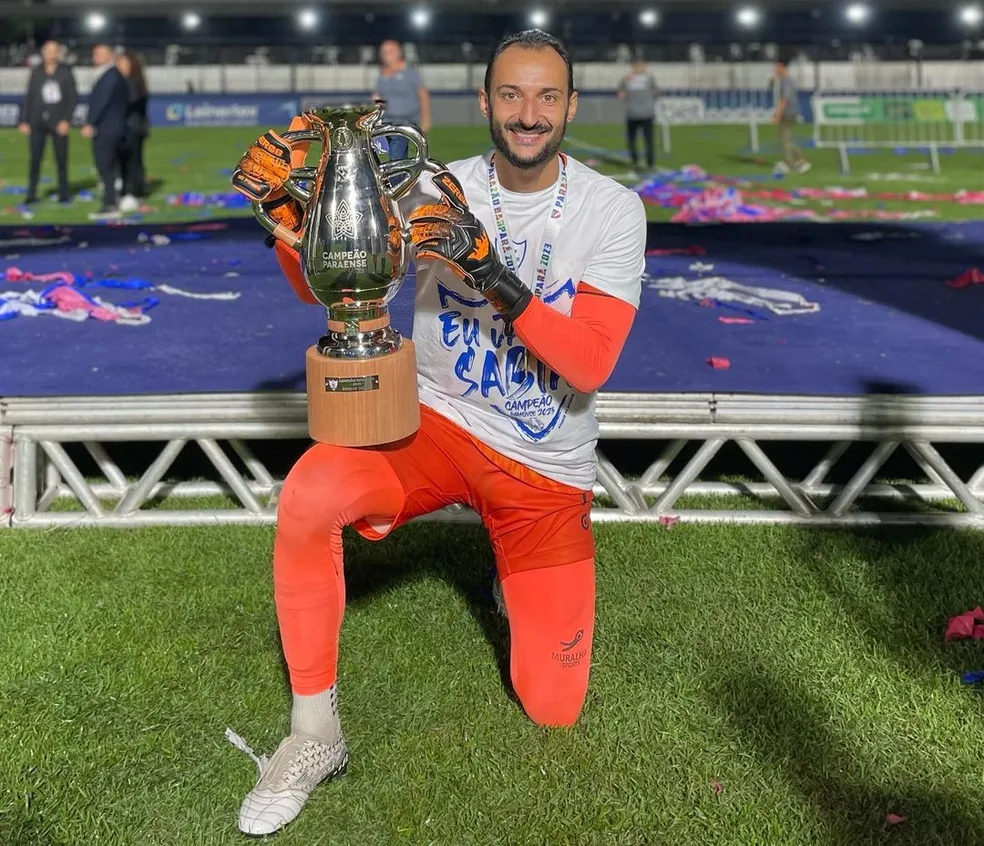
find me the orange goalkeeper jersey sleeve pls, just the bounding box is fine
[511,283,637,394]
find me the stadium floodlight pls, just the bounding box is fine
[639,8,659,27]
[735,6,761,29]
[529,8,549,28]
[409,7,431,30]
[181,11,201,31]
[845,3,870,25]
[84,12,107,33]
[297,8,319,30]
[960,4,984,26]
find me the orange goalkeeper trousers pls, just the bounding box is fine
[273,405,596,727]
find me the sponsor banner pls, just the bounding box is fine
[0,95,298,128]
[814,94,984,124]
[151,96,299,127]
[0,99,88,127]
[654,90,808,124]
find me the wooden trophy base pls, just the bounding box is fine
[305,338,419,447]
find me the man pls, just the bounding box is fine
[371,39,430,159]
[82,43,128,218]
[616,58,659,171]
[231,29,646,837]
[772,54,810,174]
[18,40,77,205]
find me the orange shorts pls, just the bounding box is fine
[354,405,595,577]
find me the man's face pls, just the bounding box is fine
[379,41,401,68]
[93,45,111,66]
[41,41,59,63]
[632,60,645,74]
[480,45,578,171]
[775,63,786,78]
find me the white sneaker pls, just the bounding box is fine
[796,161,812,174]
[233,730,348,836]
[773,161,790,175]
[119,194,139,212]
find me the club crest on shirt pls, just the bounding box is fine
[495,236,527,270]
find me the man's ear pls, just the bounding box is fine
[566,90,579,123]
[479,87,490,120]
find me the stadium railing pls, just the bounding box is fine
[812,88,984,173]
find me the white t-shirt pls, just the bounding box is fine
[398,152,646,491]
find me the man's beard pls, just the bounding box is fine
[489,114,567,170]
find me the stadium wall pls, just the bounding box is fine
[0,60,982,96]
[0,61,981,128]
[0,90,794,128]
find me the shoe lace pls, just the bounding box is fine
[226,727,342,788]
[225,727,269,775]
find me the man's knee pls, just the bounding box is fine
[513,666,590,728]
[279,445,366,525]
[277,443,402,532]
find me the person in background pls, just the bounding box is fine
[18,40,78,205]
[772,53,810,174]
[616,58,659,172]
[116,49,149,212]
[371,39,430,160]
[82,43,129,218]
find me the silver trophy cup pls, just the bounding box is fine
[249,103,435,446]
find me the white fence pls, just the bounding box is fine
[813,90,984,173]
[1,60,983,96]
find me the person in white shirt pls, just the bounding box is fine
[231,28,647,837]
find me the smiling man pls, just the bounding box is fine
[234,29,647,836]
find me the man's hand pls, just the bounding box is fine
[260,192,304,240]
[17,122,29,136]
[407,169,532,320]
[56,120,70,136]
[232,129,294,204]
[81,124,94,139]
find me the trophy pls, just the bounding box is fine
[245,104,431,447]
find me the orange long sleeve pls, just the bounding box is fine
[511,283,637,394]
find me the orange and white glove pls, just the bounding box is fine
[407,169,533,322]
[232,116,313,244]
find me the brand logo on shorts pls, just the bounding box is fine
[560,630,584,651]
[552,629,587,669]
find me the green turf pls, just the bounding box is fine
[2,521,984,845]
[2,122,982,226]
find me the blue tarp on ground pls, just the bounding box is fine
[2,218,983,397]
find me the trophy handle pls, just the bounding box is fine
[281,128,324,203]
[372,123,429,200]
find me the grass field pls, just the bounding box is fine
[3,519,984,845]
[4,115,984,844]
[2,122,983,225]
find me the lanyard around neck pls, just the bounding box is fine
[486,152,569,301]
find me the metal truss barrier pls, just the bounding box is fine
[2,392,984,530]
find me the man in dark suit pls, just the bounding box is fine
[18,40,78,205]
[82,43,128,217]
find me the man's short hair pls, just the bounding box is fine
[483,30,575,98]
